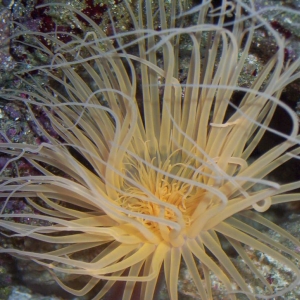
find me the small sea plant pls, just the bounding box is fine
[1,0,300,299]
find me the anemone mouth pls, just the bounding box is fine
[119,180,193,227]
[1,1,300,300]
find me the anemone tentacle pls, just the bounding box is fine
[1,1,300,299]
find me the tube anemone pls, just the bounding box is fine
[1,0,300,299]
